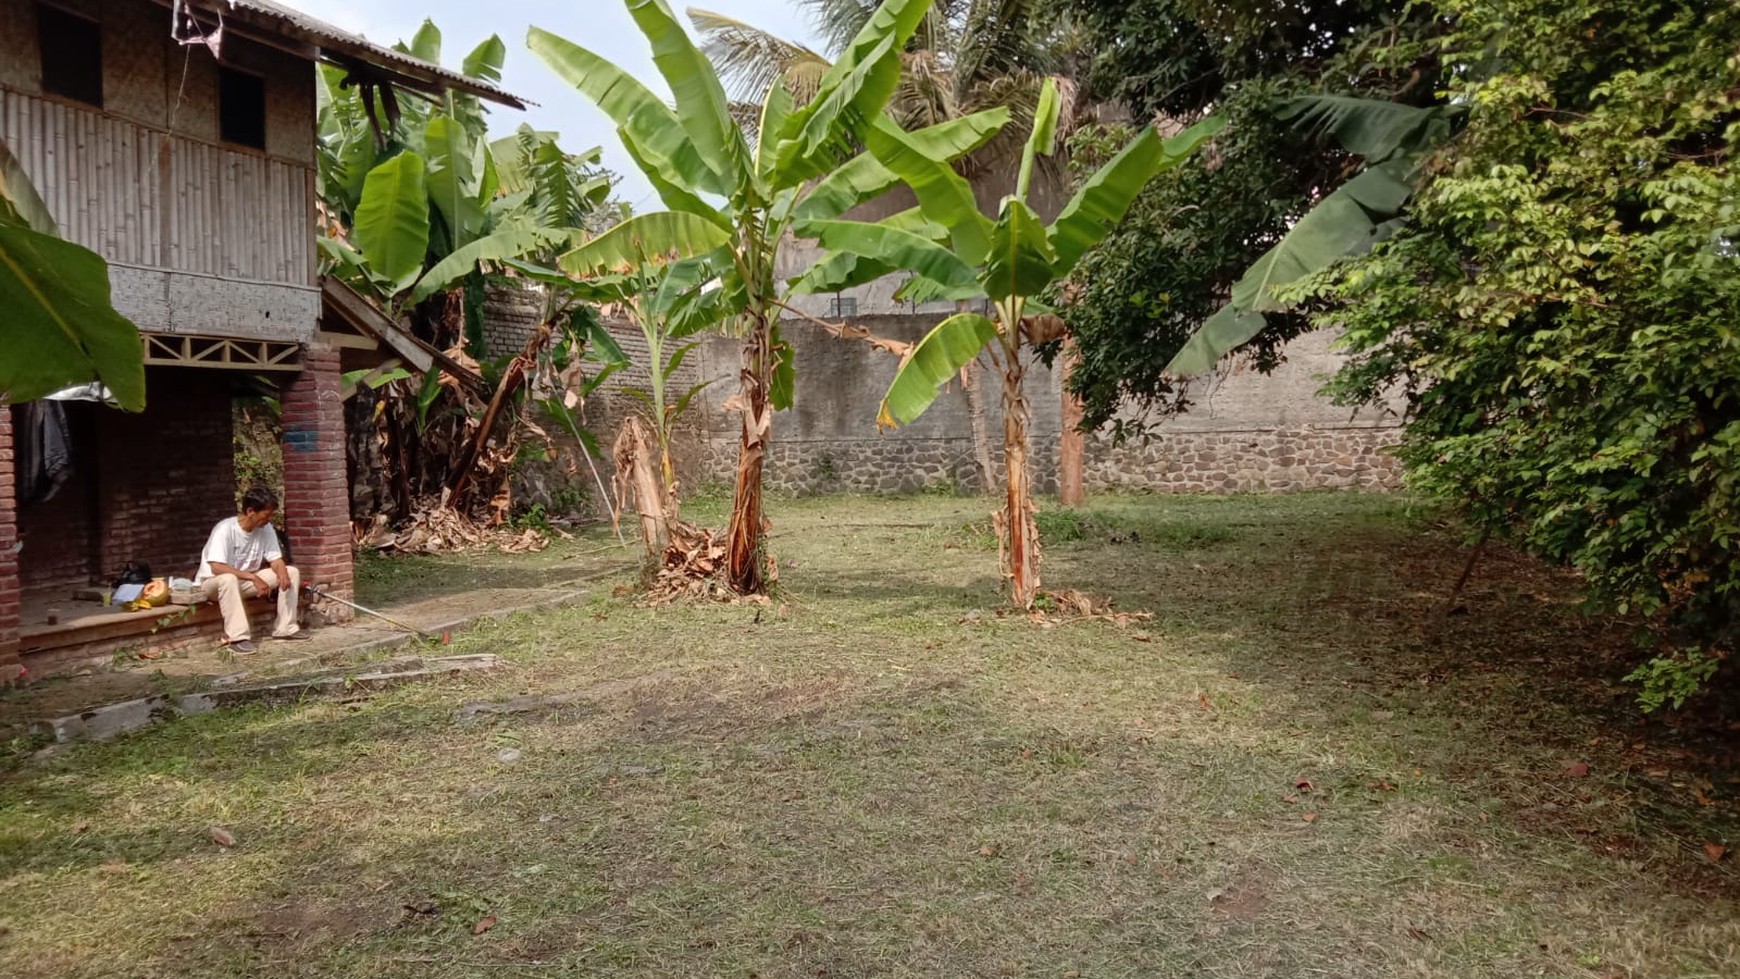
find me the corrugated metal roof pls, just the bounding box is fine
[203,0,528,108]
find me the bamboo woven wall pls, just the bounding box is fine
[1,89,313,286]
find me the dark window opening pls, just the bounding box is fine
[38,5,103,107]
[219,68,266,150]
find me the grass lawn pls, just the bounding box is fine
[2,491,1736,978]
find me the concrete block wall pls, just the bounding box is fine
[280,345,353,619]
[688,318,1405,497]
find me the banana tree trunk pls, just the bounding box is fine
[614,415,673,570]
[725,312,774,594]
[997,353,1042,607]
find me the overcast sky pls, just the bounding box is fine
[289,0,825,209]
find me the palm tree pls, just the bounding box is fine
[691,0,1087,185]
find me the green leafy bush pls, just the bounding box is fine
[1307,0,1740,702]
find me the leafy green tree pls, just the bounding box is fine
[1051,0,1435,432]
[0,137,144,411]
[795,79,1219,605]
[529,0,1006,595]
[1293,0,1740,705]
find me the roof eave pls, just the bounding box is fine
[194,0,529,110]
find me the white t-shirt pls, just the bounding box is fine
[196,517,283,583]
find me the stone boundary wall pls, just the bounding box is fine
[695,426,1402,496]
[479,295,1407,503]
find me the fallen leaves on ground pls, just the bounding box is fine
[1706,842,1727,862]
[355,505,548,556]
[473,914,498,935]
[209,826,237,848]
[1026,589,1155,627]
[1301,812,1319,824]
[1566,762,1591,778]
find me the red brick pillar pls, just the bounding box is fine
[0,407,22,678]
[281,345,353,623]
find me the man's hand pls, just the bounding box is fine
[247,572,273,595]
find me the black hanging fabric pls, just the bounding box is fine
[16,401,73,504]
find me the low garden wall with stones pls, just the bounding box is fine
[479,290,1408,502]
[684,318,1406,497]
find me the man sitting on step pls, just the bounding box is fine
[195,486,312,654]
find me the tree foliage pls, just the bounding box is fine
[530,0,963,596]
[1301,0,1740,703]
[0,136,144,410]
[1052,0,1433,433]
[796,77,1219,605]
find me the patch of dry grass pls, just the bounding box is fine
[2,492,1737,978]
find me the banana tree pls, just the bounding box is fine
[317,22,611,341]
[795,80,1222,605]
[0,136,145,411]
[509,255,723,501]
[529,0,1008,595]
[1163,96,1460,376]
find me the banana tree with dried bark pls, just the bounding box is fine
[528,0,1007,595]
[794,80,1221,605]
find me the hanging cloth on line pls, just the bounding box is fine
[16,400,72,504]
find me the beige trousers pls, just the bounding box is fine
[200,566,301,642]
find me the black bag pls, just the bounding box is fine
[113,562,152,588]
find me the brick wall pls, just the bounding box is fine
[93,369,236,581]
[481,283,545,359]
[281,345,353,620]
[0,406,19,676]
[10,372,235,605]
[13,404,98,603]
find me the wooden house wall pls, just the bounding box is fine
[0,0,319,341]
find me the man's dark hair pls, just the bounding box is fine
[241,486,279,514]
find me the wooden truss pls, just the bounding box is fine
[140,333,303,372]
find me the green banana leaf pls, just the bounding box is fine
[754,79,793,182]
[424,115,483,246]
[772,0,929,175]
[413,226,575,302]
[406,19,441,63]
[527,26,727,197]
[625,0,746,184]
[0,137,56,234]
[1163,158,1416,377]
[863,117,991,264]
[0,221,145,410]
[795,219,980,298]
[981,199,1056,302]
[558,212,732,276]
[619,114,733,228]
[792,108,1010,223]
[1278,96,1446,164]
[353,152,431,294]
[1048,114,1226,278]
[879,312,999,427]
[462,35,506,82]
[1017,78,1060,199]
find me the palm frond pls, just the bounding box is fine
[690,7,831,104]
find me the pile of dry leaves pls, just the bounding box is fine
[1025,589,1153,628]
[635,522,776,604]
[352,504,556,555]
